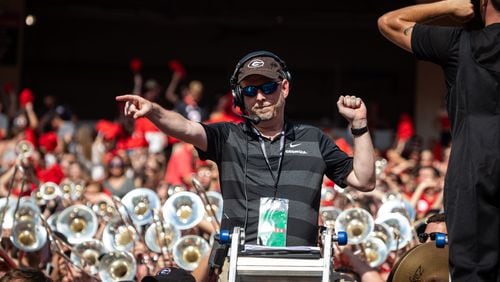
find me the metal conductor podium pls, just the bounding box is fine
[221,227,347,282]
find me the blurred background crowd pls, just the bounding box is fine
[0,57,451,281]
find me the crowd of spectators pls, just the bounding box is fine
[0,59,450,281]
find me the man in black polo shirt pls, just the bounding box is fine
[117,51,376,247]
[378,0,500,281]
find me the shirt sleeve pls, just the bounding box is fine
[411,24,462,67]
[319,131,353,188]
[195,122,231,163]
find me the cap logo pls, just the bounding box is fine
[158,268,172,275]
[247,59,265,68]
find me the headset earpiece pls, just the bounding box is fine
[230,50,290,111]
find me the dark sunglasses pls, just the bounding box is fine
[241,81,281,97]
[418,232,447,243]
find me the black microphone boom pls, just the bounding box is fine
[241,114,261,125]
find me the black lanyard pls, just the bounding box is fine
[253,127,286,198]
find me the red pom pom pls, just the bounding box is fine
[130,58,142,73]
[19,88,34,107]
[397,113,414,141]
[38,131,58,153]
[168,59,186,79]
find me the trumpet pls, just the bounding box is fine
[98,251,136,282]
[172,235,210,271]
[335,208,374,245]
[71,239,106,275]
[162,191,205,230]
[121,188,160,226]
[56,204,98,245]
[375,212,413,251]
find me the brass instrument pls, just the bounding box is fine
[56,204,98,245]
[98,251,136,282]
[39,182,62,201]
[172,235,210,271]
[121,188,160,226]
[191,177,222,230]
[371,222,395,250]
[71,239,106,275]
[60,180,75,200]
[144,221,180,254]
[375,213,413,251]
[14,198,41,224]
[361,236,390,268]
[10,220,47,252]
[15,140,34,160]
[167,185,187,197]
[162,191,205,230]
[378,198,416,222]
[319,206,342,229]
[375,157,388,176]
[102,216,138,252]
[335,208,374,244]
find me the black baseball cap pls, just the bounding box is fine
[141,267,195,282]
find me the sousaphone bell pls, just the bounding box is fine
[56,204,98,245]
[162,191,204,230]
[39,182,62,201]
[98,251,136,282]
[10,220,47,252]
[121,188,160,226]
[375,212,413,251]
[102,216,138,252]
[335,208,374,244]
[71,239,106,275]
[172,235,210,271]
[144,221,180,253]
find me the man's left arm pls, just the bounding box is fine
[337,96,375,192]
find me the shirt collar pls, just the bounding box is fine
[241,119,296,141]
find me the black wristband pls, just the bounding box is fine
[351,126,368,136]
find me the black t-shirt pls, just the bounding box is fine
[411,23,500,242]
[196,121,353,246]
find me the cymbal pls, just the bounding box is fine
[388,242,449,282]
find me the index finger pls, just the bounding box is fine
[115,94,137,102]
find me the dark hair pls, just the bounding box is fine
[426,212,445,224]
[0,268,52,282]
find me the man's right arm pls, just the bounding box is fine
[116,94,208,151]
[377,0,474,52]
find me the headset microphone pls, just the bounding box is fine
[240,114,261,125]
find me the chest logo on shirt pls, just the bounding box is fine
[289,142,302,148]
